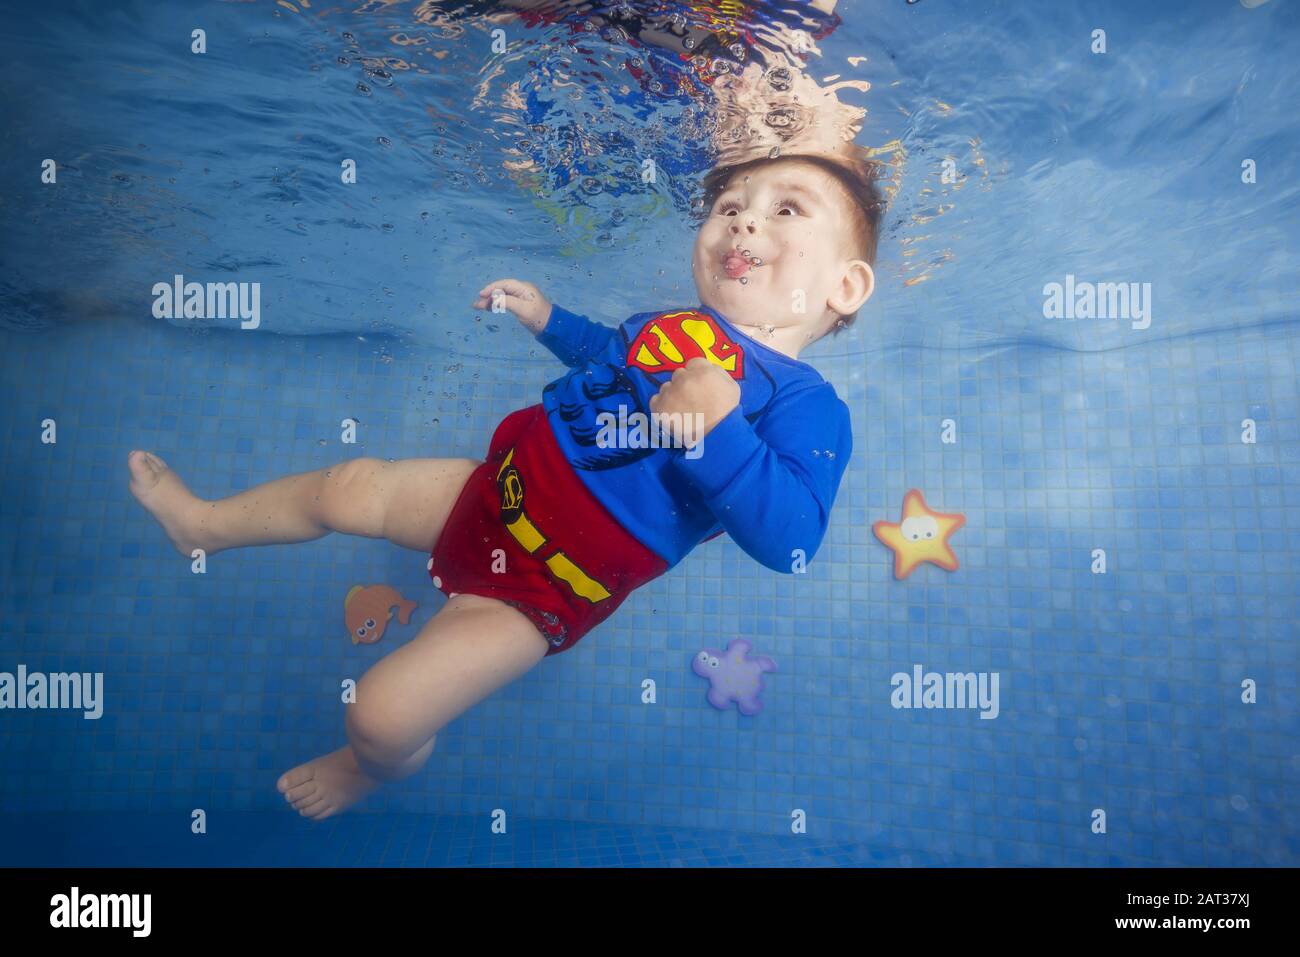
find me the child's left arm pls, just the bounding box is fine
[473,277,617,367]
[670,383,852,573]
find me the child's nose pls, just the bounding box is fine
[729,215,759,235]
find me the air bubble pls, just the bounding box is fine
[765,107,797,130]
[766,67,792,92]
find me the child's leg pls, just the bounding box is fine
[127,450,480,555]
[277,593,549,820]
[129,448,549,820]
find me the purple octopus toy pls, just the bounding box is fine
[692,638,777,715]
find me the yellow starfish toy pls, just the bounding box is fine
[873,489,965,580]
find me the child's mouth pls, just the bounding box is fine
[723,249,760,280]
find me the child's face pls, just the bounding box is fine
[692,158,874,340]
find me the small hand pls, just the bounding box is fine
[473,278,552,334]
[648,357,742,448]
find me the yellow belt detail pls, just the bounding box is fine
[544,553,612,602]
[495,449,612,603]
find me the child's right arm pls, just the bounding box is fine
[474,277,616,368]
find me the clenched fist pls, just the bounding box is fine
[648,357,742,449]
[473,278,552,334]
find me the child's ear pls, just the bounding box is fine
[828,260,874,317]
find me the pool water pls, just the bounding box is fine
[1,0,1297,867]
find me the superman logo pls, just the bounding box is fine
[626,310,745,380]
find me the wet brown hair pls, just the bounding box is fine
[699,151,885,335]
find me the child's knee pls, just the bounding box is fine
[318,457,386,534]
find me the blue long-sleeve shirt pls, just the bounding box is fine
[535,304,853,573]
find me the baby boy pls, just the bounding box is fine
[128,150,882,819]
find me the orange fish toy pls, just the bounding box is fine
[345,584,417,645]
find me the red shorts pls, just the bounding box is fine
[428,404,669,655]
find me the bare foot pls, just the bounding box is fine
[127,450,207,557]
[277,746,381,821]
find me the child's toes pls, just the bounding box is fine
[276,765,314,794]
[127,450,163,487]
[302,800,335,821]
[285,781,318,805]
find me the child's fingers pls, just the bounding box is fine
[476,278,532,300]
[472,291,528,313]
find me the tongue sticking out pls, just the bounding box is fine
[724,252,751,279]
